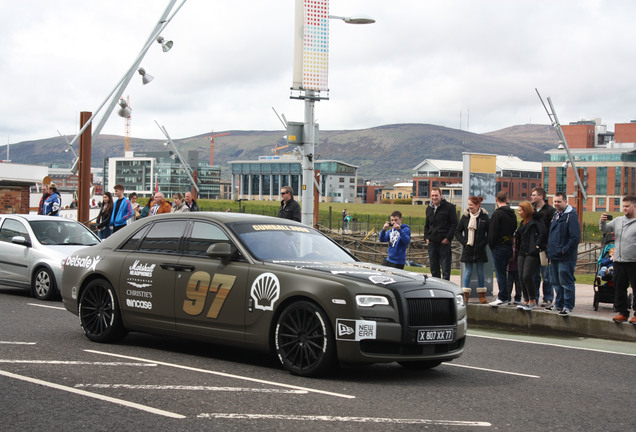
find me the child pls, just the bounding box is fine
[596,247,614,284]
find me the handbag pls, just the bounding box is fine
[539,250,549,266]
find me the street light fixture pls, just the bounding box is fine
[156,36,174,52]
[329,14,375,24]
[117,98,132,118]
[138,67,154,85]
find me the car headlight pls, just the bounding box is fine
[356,295,389,307]
[456,294,465,306]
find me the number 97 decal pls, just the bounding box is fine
[182,271,237,319]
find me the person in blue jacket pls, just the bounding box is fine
[546,192,581,316]
[110,184,133,233]
[42,183,62,216]
[379,210,411,269]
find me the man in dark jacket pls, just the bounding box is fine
[546,192,581,316]
[184,191,199,212]
[278,185,301,222]
[424,187,458,280]
[488,191,517,306]
[531,187,556,306]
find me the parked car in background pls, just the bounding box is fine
[61,212,466,376]
[0,215,100,300]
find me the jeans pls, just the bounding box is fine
[550,260,576,311]
[462,262,485,288]
[533,264,553,303]
[98,226,112,240]
[507,270,521,302]
[612,262,636,316]
[491,245,513,302]
[518,255,540,302]
[428,241,452,280]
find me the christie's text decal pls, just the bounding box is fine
[336,319,377,341]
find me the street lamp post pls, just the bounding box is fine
[291,0,374,226]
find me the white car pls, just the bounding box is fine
[0,214,100,300]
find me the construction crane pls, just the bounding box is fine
[124,95,131,153]
[207,130,231,165]
[272,137,289,155]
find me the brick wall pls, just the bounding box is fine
[0,186,31,214]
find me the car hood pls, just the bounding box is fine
[272,260,459,291]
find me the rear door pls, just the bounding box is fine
[117,219,189,331]
[174,220,250,341]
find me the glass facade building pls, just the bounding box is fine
[104,151,221,198]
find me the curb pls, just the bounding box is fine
[467,304,636,342]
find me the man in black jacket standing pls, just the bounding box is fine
[425,187,458,280]
[531,187,556,306]
[278,185,301,222]
[488,191,517,306]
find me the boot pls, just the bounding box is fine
[477,287,488,304]
[462,288,471,304]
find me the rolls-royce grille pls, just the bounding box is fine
[407,298,455,326]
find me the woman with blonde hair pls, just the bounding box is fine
[455,196,489,303]
[514,201,547,310]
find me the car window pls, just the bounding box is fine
[0,219,29,243]
[138,220,188,254]
[29,220,99,246]
[183,221,231,257]
[119,224,151,251]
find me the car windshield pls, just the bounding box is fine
[229,222,355,263]
[29,220,100,246]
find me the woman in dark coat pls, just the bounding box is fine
[96,192,114,240]
[455,196,490,303]
[514,201,547,311]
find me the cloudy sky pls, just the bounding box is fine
[2,0,635,146]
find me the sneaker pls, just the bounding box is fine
[613,314,629,323]
[540,300,552,307]
[513,300,522,305]
[489,299,505,306]
[545,305,561,311]
[558,309,571,316]
[517,303,528,310]
[522,302,537,311]
[595,276,602,285]
[629,317,636,325]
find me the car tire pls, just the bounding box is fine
[398,360,442,370]
[32,267,57,301]
[79,279,127,343]
[274,300,336,377]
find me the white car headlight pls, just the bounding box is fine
[356,295,389,307]
[456,294,465,306]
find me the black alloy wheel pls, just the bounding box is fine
[79,279,127,343]
[275,301,336,377]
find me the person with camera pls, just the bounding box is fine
[600,195,636,324]
[380,210,411,269]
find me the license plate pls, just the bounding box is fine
[417,329,454,343]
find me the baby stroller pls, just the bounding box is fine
[593,232,634,311]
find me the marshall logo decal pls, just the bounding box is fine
[129,261,156,277]
[336,319,377,341]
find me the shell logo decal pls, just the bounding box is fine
[250,272,280,311]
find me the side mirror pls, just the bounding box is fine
[11,236,31,247]
[206,243,233,263]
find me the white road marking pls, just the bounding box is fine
[468,333,636,357]
[75,384,307,394]
[0,369,185,419]
[27,303,65,310]
[0,341,36,345]
[197,413,491,427]
[443,363,540,378]
[0,360,156,366]
[85,349,356,399]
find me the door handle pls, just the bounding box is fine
[160,263,195,272]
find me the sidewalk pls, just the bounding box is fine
[449,275,636,342]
